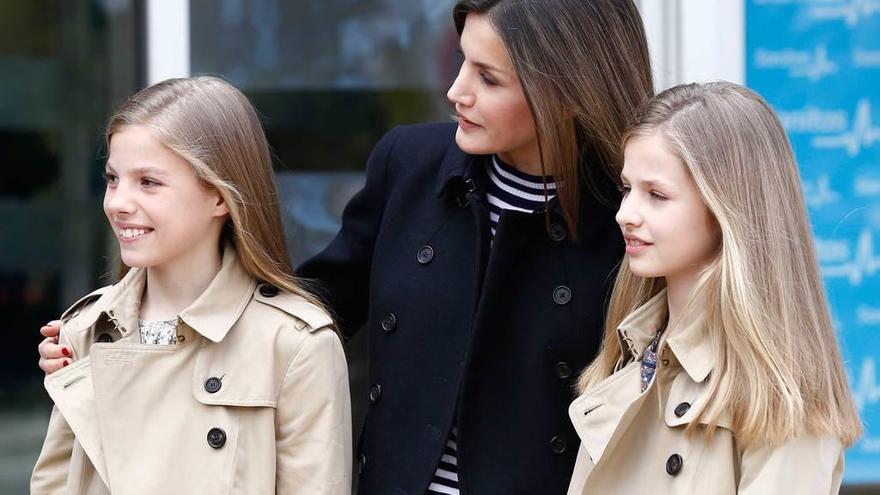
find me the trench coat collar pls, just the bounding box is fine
[76,243,255,343]
[616,288,714,383]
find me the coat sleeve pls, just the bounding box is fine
[30,405,74,493]
[275,328,352,495]
[297,127,402,338]
[737,434,844,494]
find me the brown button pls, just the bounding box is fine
[205,377,222,394]
[207,427,226,449]
[176,334,186,343]
[674,402,691,418]
[666,453,683,475]
[259,284,279,297]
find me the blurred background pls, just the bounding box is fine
[0,0,877,493]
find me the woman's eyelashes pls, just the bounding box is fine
[479,72,497,86]
[618,183,669,201]
[102,170,163,189]
[102,171,118,186]
[140,177,162,188]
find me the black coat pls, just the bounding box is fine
[299,122,623,495]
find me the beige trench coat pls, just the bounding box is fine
[567,290,845,495]
[31,246,352,494]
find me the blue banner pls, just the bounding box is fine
[746,0,880,483]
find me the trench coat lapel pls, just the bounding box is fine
[44,357,110,487]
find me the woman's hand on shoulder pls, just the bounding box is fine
[38,320,69,374]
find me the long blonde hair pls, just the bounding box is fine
[579,82,861,447]
[453,0,654,238]
[106,76,329,314]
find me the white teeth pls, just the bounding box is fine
[119,228,149,239]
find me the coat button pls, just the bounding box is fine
[358,453,367,474]
[554,361,573,380]
[380,313,397,333]
[417,246,434,265]
[205,377,222,394]
[259,284,279,297]
[207,427,227,449]
[666,453,683,475]
[96,333,113,343]
[553,285,572,305]
[674,402,691,417]
[369,384,382,403]
[550,435,567,454]
[549,222,567,242]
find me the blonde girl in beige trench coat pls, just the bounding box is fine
[567,82,862,495]
[30,77,352,495]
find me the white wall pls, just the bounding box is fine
[637,0,744,90]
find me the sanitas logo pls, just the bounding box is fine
[754,44,837,81]
[812,99,880,157]
[807,0,880,27]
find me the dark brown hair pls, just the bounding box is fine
[453,0,654,238]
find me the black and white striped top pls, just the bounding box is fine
[426,155,556,495]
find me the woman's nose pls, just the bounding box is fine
[615,196,641,228]
[447,66,475,108]
[104,185,135,217]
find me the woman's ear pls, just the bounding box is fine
[211,190,230,218]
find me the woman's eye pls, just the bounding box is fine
[618,185,631,196]
[649,191,668,201]
[141,178,161,188]
[102,172,118,185]
[480,73,497,86]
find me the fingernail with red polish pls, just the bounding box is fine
[63,360,69,367]
[61,347,70,356]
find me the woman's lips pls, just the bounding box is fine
[457,115,481,131]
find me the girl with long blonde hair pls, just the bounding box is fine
[31,76,351,494]
[568,81,861,494]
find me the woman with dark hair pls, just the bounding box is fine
[40,0,654,493]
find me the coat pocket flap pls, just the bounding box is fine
[664,372,732,430]
[192,348,278,408]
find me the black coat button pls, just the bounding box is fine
[380,313,397,333]
[549,222,567,242]
[358,453,367,474]
[96,333,113,343]
[417,246,434,265]
[205,377,222,394]
[207,427,226,449]
[369,384,382,403]
[259,284,279,297]
[550,435,567,454]
[553,285,572,305]
[666,453,683,475]
[674,402,691,417]
[554,361,573,380]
